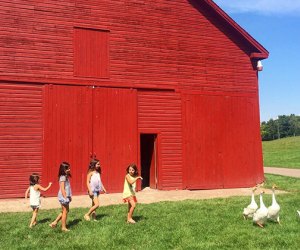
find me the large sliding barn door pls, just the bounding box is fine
[43,85,93,195]
[43,86,137,195]
[184,93,263,189]
[92,88,138,192]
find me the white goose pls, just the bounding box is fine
[297,210,300,217]
[253,190,268,228]
[243,186,258,219]
[267,184,281,224]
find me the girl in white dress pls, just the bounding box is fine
[84,158,106,221]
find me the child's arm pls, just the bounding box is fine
[60,181,67,199]
[86,171,93,196]
[25,187,30,199]
[36,182,52,192]
[125,174,143,185]
[101,183,107,193]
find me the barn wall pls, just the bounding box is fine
[0,83,43,198]
[138,90,183,190]
[0,0,265,197]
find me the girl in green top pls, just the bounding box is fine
[122,163,143,224]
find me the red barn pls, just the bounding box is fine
[0,0,268,198]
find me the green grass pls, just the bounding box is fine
[263,136,300,168]
[1,174,300,250]
[264,173,300,192]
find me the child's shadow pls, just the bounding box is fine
[68,219,81,228]
[133,215,145,222]
[94,213,109,220]
[39,218,51,224]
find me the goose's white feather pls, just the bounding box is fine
[253,192,268,226]
[267,186,280,223]
[243,188,258,219]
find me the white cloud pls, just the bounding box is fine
[213,0,300,15]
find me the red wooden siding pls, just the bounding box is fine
[0,83,43,198]
[183,92,264,189]
[138,91,183,190]
[74,27,109,78]
[0,0,259,92]
[93,88,138,192]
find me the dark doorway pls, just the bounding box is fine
[140,134,157,189]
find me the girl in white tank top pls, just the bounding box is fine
[25,174,52,228]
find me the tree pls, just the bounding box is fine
[260,114,300,141]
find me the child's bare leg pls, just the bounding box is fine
[127,199,136,223]
[50,212,62,228]
[84,196,99,221]
[91,199,96,220]
[30,208,39,228]
[49,205,64,228]
[61,204,69,231]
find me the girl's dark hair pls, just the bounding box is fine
[58,162,71,178]
[88,158,101,174]
[126,163,138,177]
[29,174,39,186]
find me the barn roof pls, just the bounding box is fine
[201,0,269,60]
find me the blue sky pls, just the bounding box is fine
[213,0,300,122]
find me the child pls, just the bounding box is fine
[84,158,106,221]
[25,174,52,228]
[49,162,72,232]
[122,163,143,224]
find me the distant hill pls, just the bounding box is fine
[262,136,300,169]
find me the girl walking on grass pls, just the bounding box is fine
[49,162,72,232]
[122,163,143,224]
[84,158,106,221]
[25,174,52,228]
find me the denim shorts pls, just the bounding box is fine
[58,197,71,205]
[89,191,99,198]
[31,205,40,210]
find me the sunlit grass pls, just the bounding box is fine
[263,136,300,168]
[264,173,300,192]
[1,174,300,250]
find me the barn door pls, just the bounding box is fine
[43,86,138,195]
[140,134,158,189]
[184,94,224,189]
[43,85,93,195]
[92,88,138,192]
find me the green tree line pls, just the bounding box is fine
[261,114,300,141]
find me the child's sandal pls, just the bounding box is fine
[127,219,136,224]
[49,223,56,228]
[84,214,90,221]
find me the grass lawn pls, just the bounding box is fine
[263,136,300,168]
[0,174,299,250]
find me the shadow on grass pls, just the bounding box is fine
[68,219,81,228]
[133,215,145,222]
[94,213,109,221]
[39,218,51,224]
